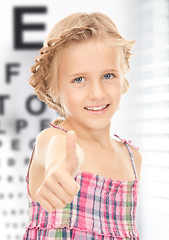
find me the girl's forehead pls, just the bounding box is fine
[57,39,122,77]
[58,39,122,64]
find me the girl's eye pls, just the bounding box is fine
[73,77,85,83]
[103,73,115,79]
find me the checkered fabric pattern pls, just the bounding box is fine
[23,124,140,240]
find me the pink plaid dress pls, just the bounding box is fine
[23,123,140,239]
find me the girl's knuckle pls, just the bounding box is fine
[47,206,55,212]
[67,196,73,203]
[72,184,79,195]
[58,201,66,209]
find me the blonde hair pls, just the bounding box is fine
[29,12,135,125]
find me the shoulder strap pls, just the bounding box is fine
[114,134,138,180]
[49,123,68,133]
[114,134,139,150]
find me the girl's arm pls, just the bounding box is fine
[28,128,84,212]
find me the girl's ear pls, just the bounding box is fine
[121,78,130,94]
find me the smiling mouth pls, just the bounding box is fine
[84,104,110,111]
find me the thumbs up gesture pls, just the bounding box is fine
[35,130,85,212]
[63,130,84,178]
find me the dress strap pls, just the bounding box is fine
[114,134,139,150]
[49,123,68,133]
[114,134,139,180]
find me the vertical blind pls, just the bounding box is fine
[123,0,169,239]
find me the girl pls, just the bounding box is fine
[23,12,142,240]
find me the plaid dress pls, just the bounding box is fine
[23,124,140,240]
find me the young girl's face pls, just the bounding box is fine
[57,39,123,129]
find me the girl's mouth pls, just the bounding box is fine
[84,104,110,115]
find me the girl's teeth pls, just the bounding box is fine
[86,105,107,110]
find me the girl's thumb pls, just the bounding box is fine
[65,130,79,177]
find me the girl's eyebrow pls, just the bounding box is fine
[68,69,119,77]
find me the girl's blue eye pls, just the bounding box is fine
[103,73,114,79]
[73,77,85,83]
[73,73,114,83]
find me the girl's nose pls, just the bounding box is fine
[88,81,106,100]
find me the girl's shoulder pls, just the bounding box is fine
[28,126,69,201]
[130,145,142,179]
[113,135,142,179]
[37,124,67,145]
[34,126,67,166]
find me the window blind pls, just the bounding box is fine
[123,0,169,239]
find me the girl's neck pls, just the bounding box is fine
[57,118,115,151]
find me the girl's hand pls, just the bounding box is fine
[35,130,85,212]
